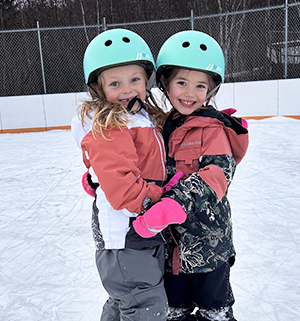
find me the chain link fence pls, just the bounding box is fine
[1,3,300,97]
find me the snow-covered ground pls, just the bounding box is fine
[1,116,300,321]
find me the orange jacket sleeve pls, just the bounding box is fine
[81,126,162,214]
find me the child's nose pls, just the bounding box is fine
[122,83,132,94]
[184,87,194,97]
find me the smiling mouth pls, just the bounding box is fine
[179,99,196,107]
[120,99,131,103]
[119,97,136,105]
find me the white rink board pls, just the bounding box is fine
[0,79,299,131]
[0,95,45,130]
[278,78,300,116]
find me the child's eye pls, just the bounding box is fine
[197,84,208,90]
[177,81,185,86]
[110,81,119,87]
[131,77,140,83]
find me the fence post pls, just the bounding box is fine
[103,17,107,31]
[37,21,47,94]
[284,0,288,79]
[190,10,194,30]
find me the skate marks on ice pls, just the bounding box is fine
[229,117,300,320]
[0,130,106,321]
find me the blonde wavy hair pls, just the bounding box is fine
[78,67,167,140]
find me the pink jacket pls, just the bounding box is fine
[168,113,248,201]
[162,107,249,273]
[81,110,167,249]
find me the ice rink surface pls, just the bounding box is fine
[1,116,300,321]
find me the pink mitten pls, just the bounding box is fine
[221,108,248,129]
[221,108,237,116]
[82,171,96,197]
[241,118,248,129]
[162,171,184,193]
[133,198,187,238]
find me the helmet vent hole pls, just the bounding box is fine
[182,42,190,48]
[105,40,112,47]
[200,44,207,51]
[122,37,130,43]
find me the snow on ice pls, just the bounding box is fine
[0,116,300,320]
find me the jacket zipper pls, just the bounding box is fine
[152,125,166,184]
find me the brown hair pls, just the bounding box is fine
[78,67,167,140]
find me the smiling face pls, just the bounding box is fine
[167,68,210,115]
[100,64,147,112]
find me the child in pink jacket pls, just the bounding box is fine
[134,31,249,321]
[73,28,182,321]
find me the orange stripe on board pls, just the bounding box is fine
[1,116,300,134]
[283,115,300,120]
[0,125,71,134]
[243,116,274,120]
[243,115,300,120]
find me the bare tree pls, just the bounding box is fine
[215,0,248,80]
[79,0,89,43]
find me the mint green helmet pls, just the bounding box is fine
[84,29,155,85]
[156,30,225,90]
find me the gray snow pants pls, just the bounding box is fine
[95,245,168,321]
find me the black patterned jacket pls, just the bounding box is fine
[162,107,249,274]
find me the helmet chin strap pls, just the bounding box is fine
[88,84,99,96]
[126,97,144,114]
[146,71,156,98]
[205,84,221,103]
[127,70,155,114]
